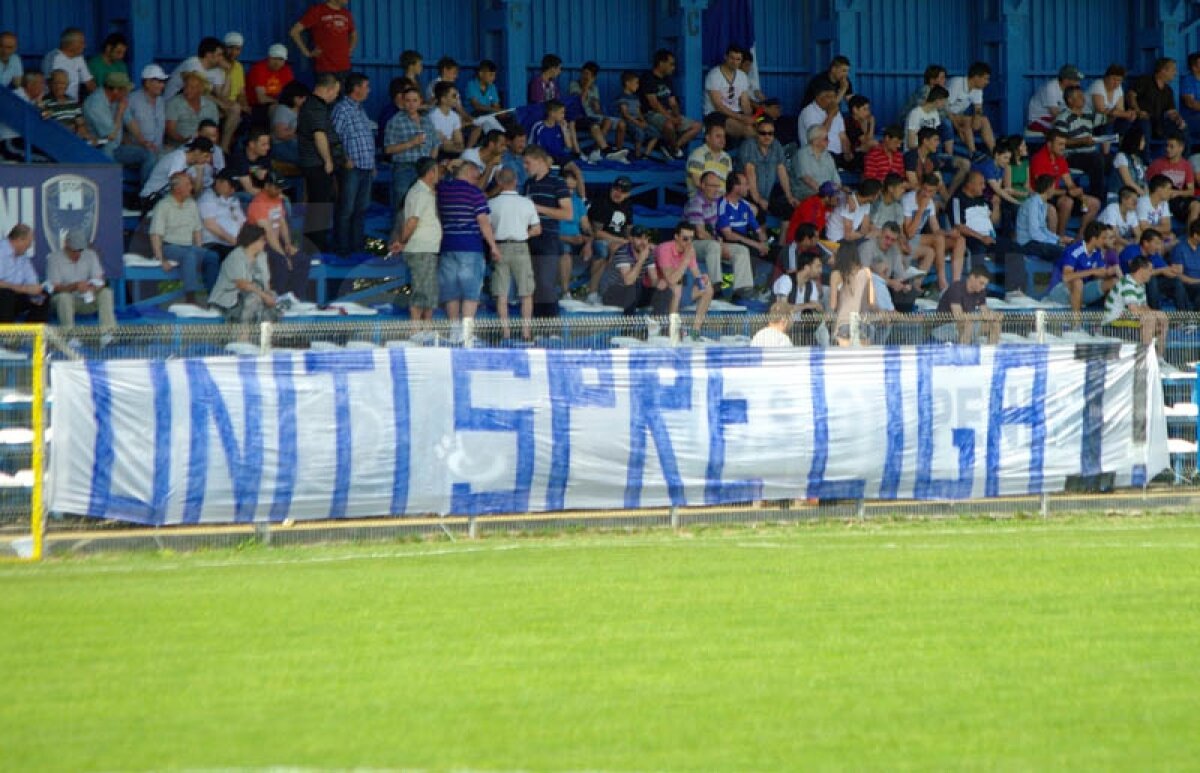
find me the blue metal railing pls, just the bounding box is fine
[0,87,110,164]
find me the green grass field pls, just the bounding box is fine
[3,515,1200,771]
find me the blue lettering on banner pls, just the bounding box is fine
[183,360,264,524]
[704,348,762,505]
[86,361,172,524]
[304,351,376,518]
[879,347,905,499]
[985,346,1047,497]
[915,346,978,499]
[388,349,411,516]
[625,349,691,508]
[1074,344,1118,477]
[450,350,535,514]
[545,351,616,511]
[269,355,298,522]
[806,348,865,500]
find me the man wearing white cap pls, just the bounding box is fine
[47,230,116,331]
[126,64,168,154]
[246,44,296,127]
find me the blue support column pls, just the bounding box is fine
[677,0,708,121]
[493,0,532,110]
[128,0,158,78]
[832,0,863,71]
[994,0,1031,135]
[1157,0,1187,70]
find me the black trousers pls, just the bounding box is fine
[0,289,49,323]
[268,249,312,300]
[301,165,336,253]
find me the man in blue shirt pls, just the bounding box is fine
[1047,221,1119,310]
[716,171,769,300]
[1173,219,1200,309]
[1015,174,1072,261]
[1117,228,1188,309]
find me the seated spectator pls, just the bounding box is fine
[905,85,950,152]
[974,140,1021,225]
[87,33,128,90]
[774,231,825,309]
[905,172,965,290]
[787,180,840,242]
[528,98,583,185]
[1117,228,1187,309]
[246,44,295,127]
[271,80,309,166]
[41,27,93,100]
[802,55,854,109]
[952,169,1027,299]
[0,72,46,161]
[165,71,219,148]
[702,45,755,139]
[47,229,115,332]
[199,169,247,260]
[1027,64,1082,132]
[1030,129,1099,237]
[1047,221,1119,310]
[614,70,657,160]
[799,81,851,164]
[1089,64,1137,133]
[904,126,963,200]
[208,224,280,322]
[858,222,919,312]
[218,32,248,126]
[738,48,766,105]
[383,86,439,209]
[737,117,796,218]
[585,175,634,303]
[226,128,274,197]
[1015,174,1072,260]
[1098,186,1143,252]
[829,242,875,346]
[1052,85,1109,202]
[0,224,48,323]
[684,170,753,299]
[598,224,656,314]
[686,120,733,195]
[790,125,841,200]
[870,173,906,228]
[936,265,1000,344]
[652,221,714,338]
[194,120,227,190]
[569,61,627,161]
[149,173,220,304]
[640,49,701,157]
[426,57,471,127]
[43,69,90,138]
[388,157,442,323]
[247,173,303,300]
[1146,134,1200,229]
[825,178,880,244]
[751,300,795,347]
[716,171,770,301]
[863,125,905,183]
[1129,57,1188,139]
[844,94,878,169]
[1172,220,1200,308]
[1103,255,1169,358]
[528,53,562,104]
[1181,52,1200,135]
[0,31,22,89]
[464,59,508,136]
[85,72,155,183]
[1112,125,1148,196]
[1138,174,1181,251]
[946,62,995,153]
[500,128,530,193]
[125,64,168,158]
[899,64,952,149]
[429,80,465,159]
[164,37,224,101]
[1007,134,1032,199]
[140,135,214,204]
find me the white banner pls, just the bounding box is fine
[47,344,1169,524]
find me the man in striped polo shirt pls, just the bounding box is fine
[1104,255,1169,359]
[436,160,501,323]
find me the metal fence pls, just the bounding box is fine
[4,310,1200,559]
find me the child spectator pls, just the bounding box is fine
[528,53,561,104]
[568,61,627,162]
[1098,186,1143,252]
[558,168,593,296]
[528,99,584,192]
[614,70,660,160]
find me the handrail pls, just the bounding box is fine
[0,87,111,165]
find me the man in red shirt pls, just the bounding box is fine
[1029,129,1098,236]
[1146,134,1200,228]
[863,125,905,182]
[289,0,356,79]
[245,44,295,126]
[787,181,840,243]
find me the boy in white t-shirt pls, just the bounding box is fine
[1098,185,1142,252]
[1137,175,1178,250]
[945,62,995,154]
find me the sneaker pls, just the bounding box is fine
[672,147,684,159]
[586,292,601,306]
[586,149,602,164]
[1004,290,1029,302]
[605,148,630,162]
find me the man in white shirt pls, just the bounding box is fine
[488,167,542,340]
[945,62,995,154]
[199,169,248,259]
[164,38,226,101]
[0,31,23,88]
[799,82,850,160]
[702,45,755,139]
[750,301,794,347]
[141,135,215,203]
[1026,64,1082,131]
[41,27,93,100]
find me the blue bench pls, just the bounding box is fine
[310,253,411,305]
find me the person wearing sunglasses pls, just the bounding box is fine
[738,117,797,218]
[701,44,756,140]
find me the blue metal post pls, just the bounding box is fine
[678,0,708,121]
[493,0,532,109]
[993,0,1032,135]
[128,0,158,81]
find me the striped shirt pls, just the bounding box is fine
[383,110,438,164]
[1051,108,1104,155]
[437,178,489,253]
[1104,275,1146,322]
[330,96,376,170]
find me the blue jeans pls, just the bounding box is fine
[336,167,373,255]
[111,143,155,184]
[162,243,220,293]
[438,251,485,303]
[390,162,418,211]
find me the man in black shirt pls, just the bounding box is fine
[1130,57,1188,138]
[937,265,1000,343]
[585,175,634,304]
[297,72,343,252]
[225,127,273,197]
[522,145,572,316]
[639,49,701,157]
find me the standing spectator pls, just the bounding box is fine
[702,45,755,140]
[653,221,713,338]
[488,168,541,341]
[438,160,501,324]
[799,81,850,163]
[1026,64,1082,132]
[125,64,168,157]
[86,33,128,91]
[331,72,375,256]
[290,0,357,81]
[1129,57,1188,139]
[0,225,48,323]
[585,176,635,304]
[863,125,905,183]
[149,173,220,304]
[640,49,701,157]
[208,224,280,322]
[1052,85,1109,203]
[297,73,344,252]
[557,168,592,295]
[465,130,508,192]
[739,117,797,218]
[47,230,115,331]
[248,173,304,299]
[499,128,529,191]
[1030,129,1100,237]
[829,242,875,346]
[945,62,995,153]
[199,169,247,260]
[1047,221,1119,310]
[246,44,295,126]
[41,27,93,100]
[398,50,424,98]
[388,157,442,323]
[0,31,23,89]
[684,171,753,298]
[1172,220,1200,309]
[165,71,219,148]
[528,99,585,195]
[84,72,154,183]
[802,55,855,109]
[1145,134,1200,229]
[521,146,572,315]
[686,121,733,195]
[383,86,439,209]
[790,125,841,200]
[569,62,626,161]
